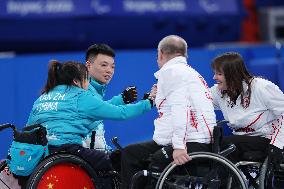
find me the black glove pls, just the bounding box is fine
[122,86,137,104]
[268,144,284,170]
[143,92,154,108]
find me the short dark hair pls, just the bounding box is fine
[85,44,115,62]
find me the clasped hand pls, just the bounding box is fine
[122,86,137,104]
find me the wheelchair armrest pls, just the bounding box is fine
[219,144,236,157]
[0,123,16,132]
[111,137,123,151]
[216,120,229,126]
[212,126,223,153]
[212,120,229,154]
[90,130,96,150]
[23,124,43,131]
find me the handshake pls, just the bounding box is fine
[121,84,157,107]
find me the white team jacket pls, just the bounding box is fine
[153,56,216,149]
[210,78,284,149]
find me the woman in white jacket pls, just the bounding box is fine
[210,52,284,164]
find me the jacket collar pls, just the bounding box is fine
[242,78,255,94]
[154,56,187,79]
[89,78,107,95]
[243,80,249,93]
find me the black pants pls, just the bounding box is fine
[120,140,211,189]
[222,135,271,163]
[49,144,112,171]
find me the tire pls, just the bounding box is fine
[26,153,97,189]
[0,160,21,189]
[155,152,248,189]
[256,157,268,189]
[0,160,6,171]
[262,159,284,189]
[0,161,9,189]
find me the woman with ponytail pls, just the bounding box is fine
[26,60,154,171]
[42,60,89,93]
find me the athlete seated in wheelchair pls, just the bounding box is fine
[0,123,124,189]
[209,52,284,189]
[127,123,284,189]
[2,122,284,189]
[119,35,223,189]
[0,59,155,189]
[127,124,248,189]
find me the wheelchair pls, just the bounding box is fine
[153,152,284,189]
[233,151,268,189]
[1,122,284,189]
[129,123,248,189]
[264,160,284,189]
[0,123,120,189]
[129,121,284,189]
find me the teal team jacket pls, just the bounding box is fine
[85,78,125,150]
[26,84,151,146]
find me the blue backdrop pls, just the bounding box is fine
[0,0,244,53]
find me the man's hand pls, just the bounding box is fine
[173,149,191,165]
[122,86,137,104]
[149,84,157,100]
[142,84,157,107]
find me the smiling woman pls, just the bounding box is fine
[210,52,284,165]
[211,52,253,107]
[212,71,227,90]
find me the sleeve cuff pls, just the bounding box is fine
[172,143,186,150]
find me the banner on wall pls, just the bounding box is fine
[0,0,240,18]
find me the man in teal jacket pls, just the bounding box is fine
[84,44,138,150]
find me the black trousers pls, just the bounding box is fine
[222,135,271,163]
[120,140,211,189]
[49,144,112,171]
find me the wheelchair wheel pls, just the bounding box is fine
[262,160,284,189]
[0,160,21,189]
[0,160,7,173]
[155,152,248,189]
[26,153,97,189]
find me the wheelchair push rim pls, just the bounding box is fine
[155,152,248,189]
